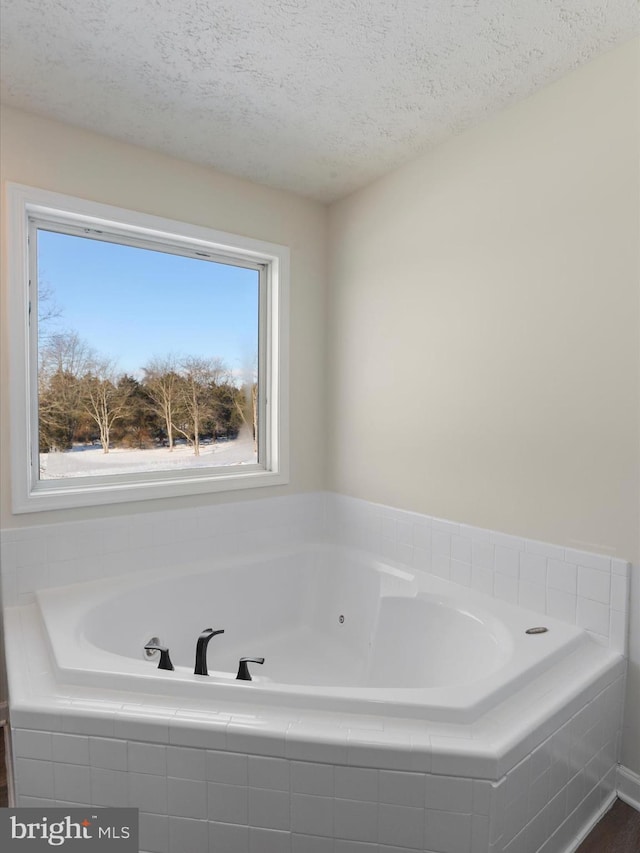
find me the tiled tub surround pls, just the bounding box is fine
[0,492,630,654]
[0,492,326,608]
[325,494,631,655]
[4,622,627,853]
[1,492,632,852]
[8,670,625,853]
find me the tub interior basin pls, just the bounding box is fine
[367,596,508,688]
[36,545,588,721]
[70,551,511,689]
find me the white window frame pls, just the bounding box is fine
[6,183,289,512]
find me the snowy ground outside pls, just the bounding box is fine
[40,433,257,479]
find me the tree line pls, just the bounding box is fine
[38,332,256,455]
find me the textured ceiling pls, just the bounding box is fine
[1,1,638,202]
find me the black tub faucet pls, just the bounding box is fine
[194,628,224,676]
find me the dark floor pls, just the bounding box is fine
[575,798,640,853]
[0,726,6,807]
[0,728,638,849]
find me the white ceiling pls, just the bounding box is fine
[1,1,638,202]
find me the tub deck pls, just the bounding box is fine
[5,544,624,779]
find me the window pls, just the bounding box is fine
[7,184,289,511]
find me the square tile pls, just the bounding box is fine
[90,768,129,807]
[291,793,333,837]
[432,532,451,557]
[520,552,546,585]
[90,737,127,770]
[379,770,425,807]
[547,560,577,594]
[450,561,472,587]
[494,573,519,604]
[248,787,290,830]
[451,535,472,564]
[425,775,473,812]
[518,581,546,613]
[471,540,494,571]
[129,772,167,814]
[577,597,609,636]
[208,782,248,824]
[577,566,610,604]
[472,780,493,816]
[53,763,91,804]
[547,588,577,623]
[168,777,207,819]
[15,758,55,799]
[610,573,628,612]
[139,812,169,853]
[167,746,206,781]
[378,803,424,849]
[471,814,489,853]
[248,756,290,791]
[494,546,520,578]
[207,750,248,786]
[335,766,378,802]
[12,730,52,761]
[168,817,208,853]
[208,821,249,853]
[52,734,90,765]
[333,798,378,843]
[291,761,333,796]
[425,809,471,853]
[471,566,493,595]
[129,742,167,776]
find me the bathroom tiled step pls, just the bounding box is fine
[1,727,638,849]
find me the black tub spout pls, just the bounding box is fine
[194,628,224,676]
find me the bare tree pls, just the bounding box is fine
[37,280,63,344]
[174,356,229,456]
[142,355,181,450]
[39,330,94,379]
[82,360,133,453]
[38,331,96,451]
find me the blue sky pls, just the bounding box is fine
[37,229,259,378]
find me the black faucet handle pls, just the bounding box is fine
[236,657,265,681]
[144,642,175,671]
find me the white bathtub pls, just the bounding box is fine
[37,544,588,722]
[5,537,627,853]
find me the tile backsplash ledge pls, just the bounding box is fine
[0,491,631,653]
[0,493,325,607]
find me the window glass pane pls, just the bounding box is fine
[36,228,259,480]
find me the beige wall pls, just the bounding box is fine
[0,104,328,528]
[2,40,639,775]
[328,40,640,772]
